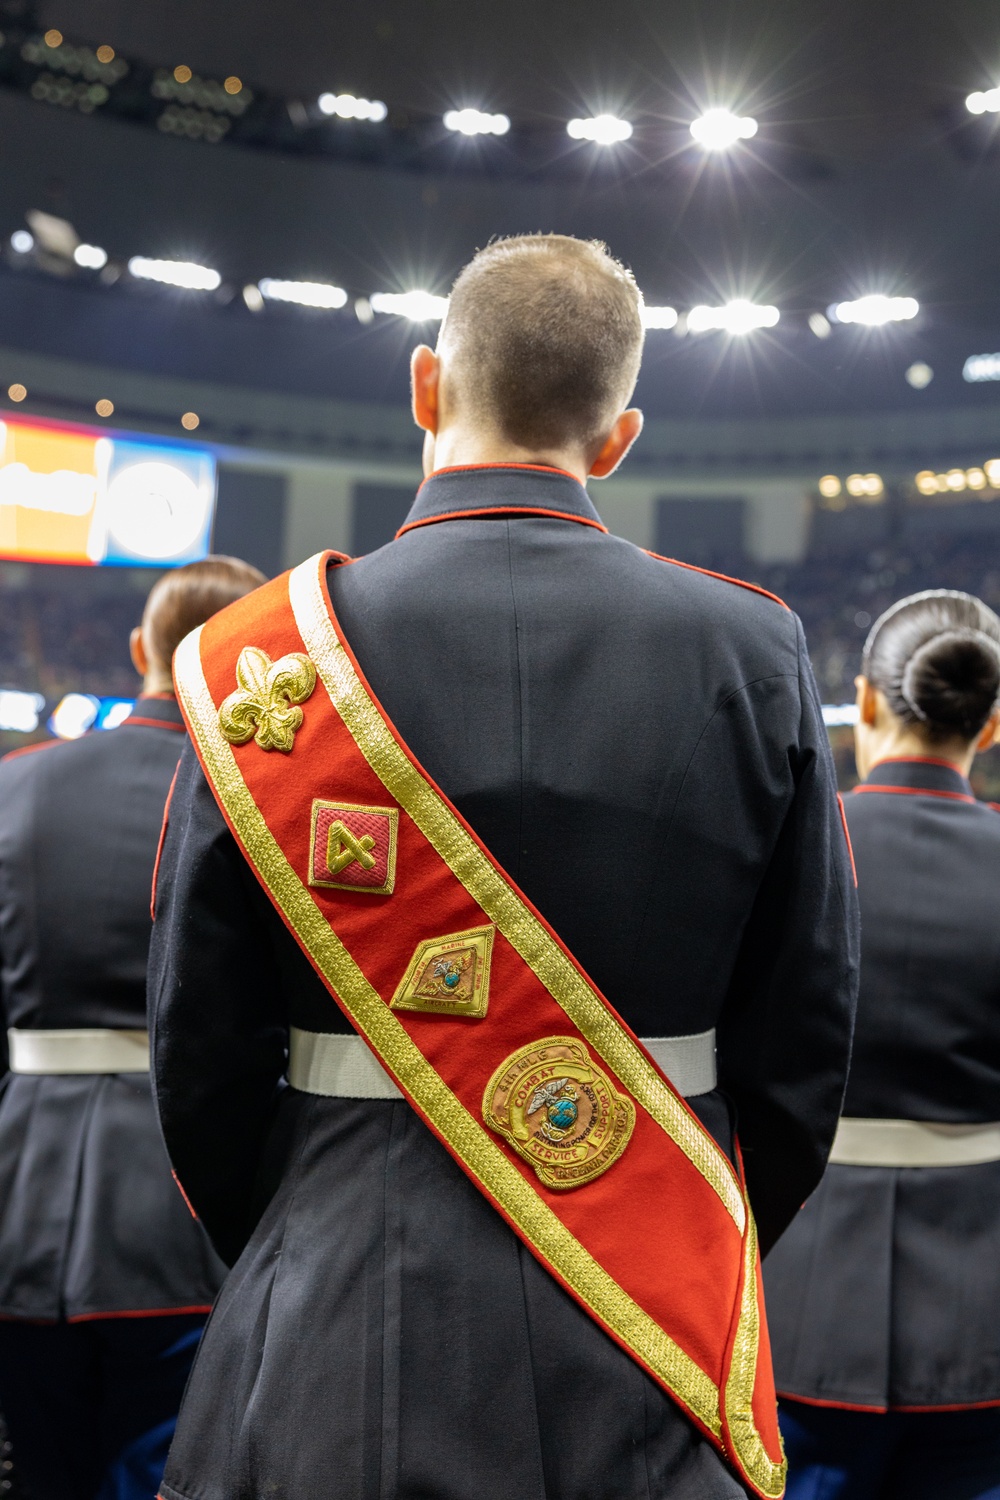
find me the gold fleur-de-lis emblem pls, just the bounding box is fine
[218,646,317,753]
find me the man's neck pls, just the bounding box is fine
[141,670,175,698]
[426,430,588,482]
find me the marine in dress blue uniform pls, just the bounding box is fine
[0,556,263,1500]
[149,236,859,1500]
[765,589,1000,1500]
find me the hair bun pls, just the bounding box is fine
[900,629,1000,737]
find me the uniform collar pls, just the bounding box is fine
[122,694,186,731]
[859,756,973,800]
[396,463,607,537]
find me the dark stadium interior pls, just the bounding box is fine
[1,0,1000,784]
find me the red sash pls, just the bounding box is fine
[174,551,786,1498]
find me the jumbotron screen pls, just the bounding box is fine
[0,413,216,567]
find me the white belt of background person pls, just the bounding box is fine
[8,1028,150,1073]
[288,1025,717,1100]
[830,1116,1000,1168]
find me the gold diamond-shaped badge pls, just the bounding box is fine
[391,926,495,1019]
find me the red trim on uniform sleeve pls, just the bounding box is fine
[396,505,609,538]
[836,794,857,886]
[66,1305,212,1323]
[777,1390,888,1414]
[644,551,790,610]
[151,762,181,920]
[891,1397,1000,1412]
[171,1167,199,1220]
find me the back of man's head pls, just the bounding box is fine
[440,235,644,454]
[142,555,266,673]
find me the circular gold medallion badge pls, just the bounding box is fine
[483,1037,635,1190]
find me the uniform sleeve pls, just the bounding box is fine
[716,615,859,1255]
[148,741,290,1264]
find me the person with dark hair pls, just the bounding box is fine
[765,588,1000,1499]
[149,233,858,1500]
[0,555,265,1500]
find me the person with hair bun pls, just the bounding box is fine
[765,588,1000,1499]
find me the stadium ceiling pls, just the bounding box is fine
[2,0,1000,422]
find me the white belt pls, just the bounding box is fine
[830,1116,1000,1168]
[8,1028,150,1075]
[288,1025,717,1101]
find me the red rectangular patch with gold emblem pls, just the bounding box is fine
[308,799,398,894]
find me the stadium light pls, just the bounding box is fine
[74,243,108,270]
[905,361,933,389]
[845,473,884,499]
[915,466,999,496]
[49,693,100,740]
[369,290,448,321]
[689,109,758,150]
[444,108,510,136]
[963,352,1000,383]
[966,88,1000,115]
[822,703,859,727]
[128,257,221,291]
[0,690,44,733]
[687,300,779,334]
[642,305,679,330]
[10,231,33,254]
[258,278,348,310]
[318,92,387,122]
[829,295,918,326]
[566,114,633,145]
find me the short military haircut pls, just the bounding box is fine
[440,234,645,452]
[143,555,266,668]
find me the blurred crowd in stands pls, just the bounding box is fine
[749,534,1000,707]
[2,523,1000,794]
[0,564,145,704]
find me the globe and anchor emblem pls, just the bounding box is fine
[483,1037,635,1189]
[528,1077,581,1142]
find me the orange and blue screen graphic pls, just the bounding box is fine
[0,414,216,566]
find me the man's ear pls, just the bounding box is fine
[410,345,440,435]
[130,626,148,678]
[975,708,1000,753]
[855,675,878,727]
[589,408,644,479]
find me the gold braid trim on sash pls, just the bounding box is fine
[288,555,746,1234]
[173,622,723,1443]
[724,1216,787,1497]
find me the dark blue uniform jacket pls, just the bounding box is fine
[149,466,859,1500]
[0,695,225,1320]
[766,756,1000,1410]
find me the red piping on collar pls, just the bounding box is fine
[397,505,608,538]
[417,461,584,492]
[644,551,789,610]
[869,754,966,775]
[137,692,177,702]
[853,783,976,804]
